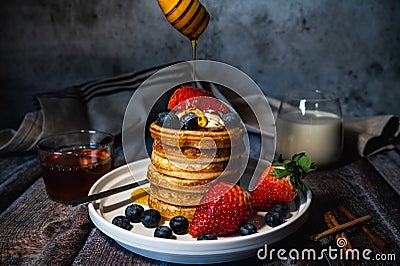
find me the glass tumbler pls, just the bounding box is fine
[37,130,114,203]
[275,89,343,166]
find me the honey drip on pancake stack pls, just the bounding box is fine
[147,87,245,221]
[152,1,244,221]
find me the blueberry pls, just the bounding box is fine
[169,216,189,235]
[154,225,173,239]
[166,114,180,128]
[221,112,240,127]
[180,112,199,130]
[141,209,161,228]
[197,233,218,240]
[112,215,132,230]
[265,212,284,227]
[239,223,257,236]
[125,204,144,223]
[271,204,289,218]
[156,111,179,128]
[156,111,168,126]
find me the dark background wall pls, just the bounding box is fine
[1,0,399,130]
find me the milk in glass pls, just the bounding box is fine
[276,110,343,165]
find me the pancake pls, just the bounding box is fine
[148,195,197,221]
[150,152,241,179]
[150,184,204,206]
[149,122,243,149]
[147,163,213,206]
[147,164,213,187]
[152,139,234,163]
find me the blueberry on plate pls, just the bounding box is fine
[154,226,173,239]
[125,204,144,223]
[180,112,199,130]
[112,215,132,230]
[169,216,189,235]
[265,212,284,227]
[239,223,257,236]
[197,233,218,240]
[271,204,289,218]
[141,209,161,228]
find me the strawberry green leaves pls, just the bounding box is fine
[270,153,316,191]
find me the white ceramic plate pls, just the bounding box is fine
[88,158,312,264]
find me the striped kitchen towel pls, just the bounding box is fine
[0,63,174,154]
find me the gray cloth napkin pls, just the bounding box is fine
[1,64,398,158]
[343,116,399,157]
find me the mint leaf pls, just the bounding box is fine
[292,152,306,162]
[272,153,316,190]
[270,168,289,178]
[298,156,312,172]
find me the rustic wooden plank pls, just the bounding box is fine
[73,227,298,266]
[0,137,126,264]
[0,153,37,183]
[72,228,178,265]
[0,137,129,265]
[303,157,400,265]
[71,154,400,265]
[367,148,400,196]
[0,153,41,213]
[0,178,93,266]
[1,138,399,265]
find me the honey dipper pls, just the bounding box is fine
[157,0,210,40]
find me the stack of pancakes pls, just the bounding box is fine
[147,122,244,221]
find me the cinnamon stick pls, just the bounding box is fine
[311,215,372,241]
[324,211,335,228]
[337,204,386,249]
[324,211,353,251]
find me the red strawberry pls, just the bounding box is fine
[188,182,253,237]
[251,166,296,211]
[190,96,231,114]
[168,85,212,110]
[251,153,316,211]
[168,85,230,113]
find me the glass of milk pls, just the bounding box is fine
[275,89,343,166]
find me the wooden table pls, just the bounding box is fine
[1,135,399,265]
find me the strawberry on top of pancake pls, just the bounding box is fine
[168,85,230,114]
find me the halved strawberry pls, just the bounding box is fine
[188,182,253,237]
[168,85,230,113]
[251,153,316,211]
[168,85,212,110]
[190,96,230,114]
